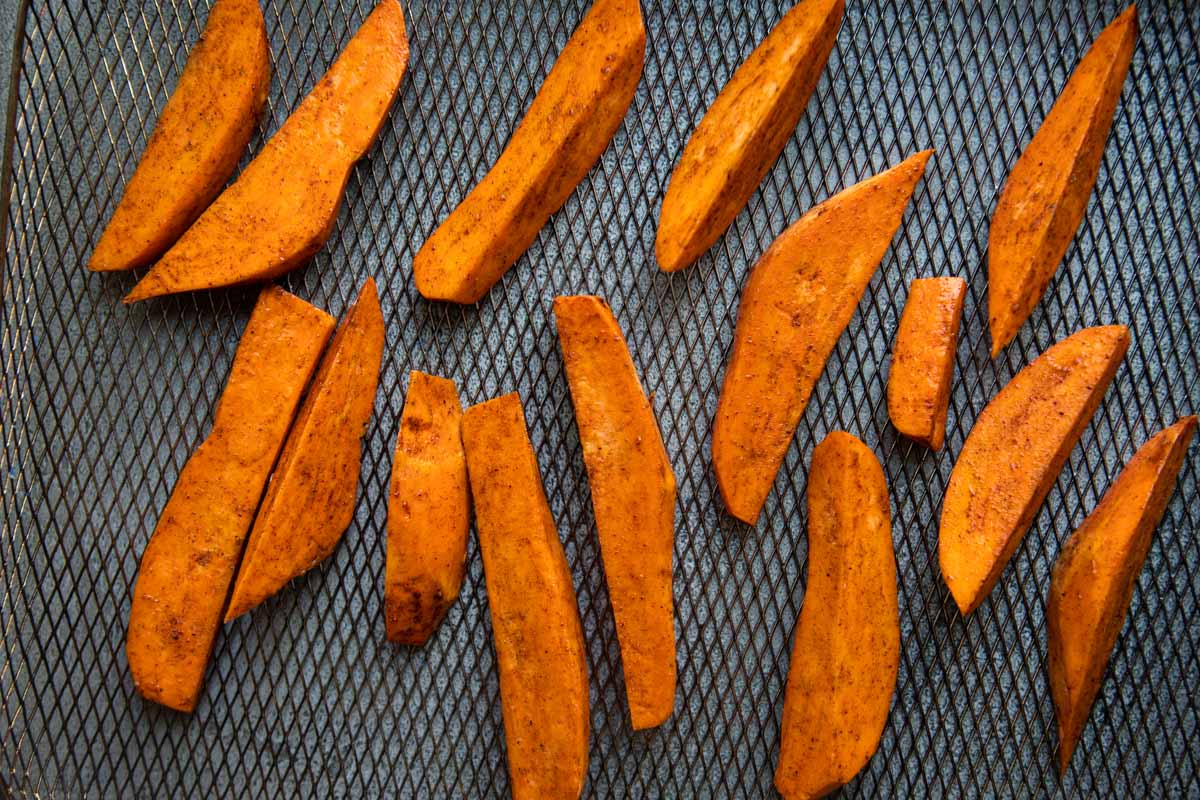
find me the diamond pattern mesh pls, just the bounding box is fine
[2,0,1198,797]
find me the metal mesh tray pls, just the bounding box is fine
[2,0,1197,796]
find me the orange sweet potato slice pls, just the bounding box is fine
[385,371,470,645]
[413,0,644,304]
[656,0,843,272]
[88,0,270,273]
[939,325,1130,615]
[125,0,409,301]
[462,394,589,800]
[554,294,677,730]
[987,5,1137,356]
[712,150,932,524]
[224,278,385,622]
[775,431,898,800]
[126,287,333,711]
[887,276,967,450]
[1048,415,1196,773]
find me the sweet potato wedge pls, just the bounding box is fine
[554,294,676,730]
[656,0,843,272]
[775,432,898,800]
[1048,415,1196,773]
[88,0,269,273]
[126,287,333,711]
[385,371,470,645]
[224,279,385,622]
[125,0,409,302]
[412,0,645,304]
[987,5,1137,356]
[711,150,932,524]
[939,325,1130,615]
[462,394,589,800]
[887,276,966,450]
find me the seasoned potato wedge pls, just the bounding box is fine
[126,287,333,711]
[939,325,1130,614]
[1048,416,1196,772]
[386,371,470,645]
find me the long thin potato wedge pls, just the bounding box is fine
[939,325,1130,615]
[656,0,843,272]
[413,0,645,304]
[126,287,333,711]
[887,276,966,450]
[712,150,932,525]
[386,371,469,645]
[462,394,589,800]
[775,432,898,800]
[1048,415,1196,773]
[89,0,270,273]
[125,0,409,302]
[988,6,1136,356]
[554,294,676,730]
[225,279,385,622]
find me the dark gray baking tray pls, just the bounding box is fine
[1,1,1197,797]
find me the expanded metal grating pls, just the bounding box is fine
[1,0,1197,796]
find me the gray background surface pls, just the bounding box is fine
[1,1,1198,797]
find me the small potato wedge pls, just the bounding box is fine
[413,0,645,304]
[126,0,409,302]
[462,394,589,800]
[712,150,932,525]
[887,276,966,450]
[988,5,1137,356]
[554,294,676,730]
[224,278,385,622]
[775,432,898,800]
[386,371,469,645]
[127,287,333,711]
[939,325,1130,615]
[1048,415,1196,773]
[656,0,843,272]
[89,0,269,273]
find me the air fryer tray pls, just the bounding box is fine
[1,0,1197,796]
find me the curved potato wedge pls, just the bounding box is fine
[462,394,589,800]
[386,371,470,645]
[413,0,645,304]
[126,0,409,302]
[127,287,333,711]
[1048,415,1196,773]
[887,276,966,450]
[656,0,843,272]
[89,0,270,273]
[775,432,898,800]
[712,150,932,524]
[554,295,677,730]
[988,5,1136,356]
[939,325,1130,615]
[224,279,385,622]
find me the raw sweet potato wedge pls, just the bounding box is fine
[462,394,589,800]
[88,0,269,273]
[712,150,932,525]
[939,325,1130,615]
[775,432,898,800]
[656,0,843,272]
[554,294,677,730]
[385,371,470,645]
[224,278,385,622]
[1048,415,1196,773]
[887,276,967,450]
[988,5,1137,356]
[127,287,333,711]
[125,0,409,302]
[413,0,645,304]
